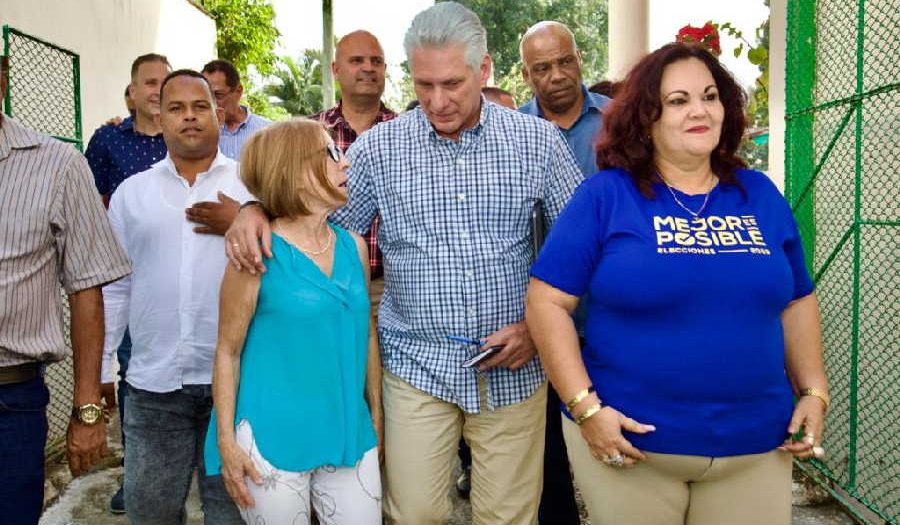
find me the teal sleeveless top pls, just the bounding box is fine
[204,224,376,473]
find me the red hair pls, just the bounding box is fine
[595,43,747,198]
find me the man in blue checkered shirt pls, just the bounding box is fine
[225,3,583,523]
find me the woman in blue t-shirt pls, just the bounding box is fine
[526,43,829,525]
[203,119,382,524]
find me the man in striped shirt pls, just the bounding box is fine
[0,53,132,525]
[202,59,271,161]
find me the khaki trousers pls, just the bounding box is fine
[383,371,547,525]
[562,416,792,525]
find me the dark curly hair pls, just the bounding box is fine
[595,43,747,198]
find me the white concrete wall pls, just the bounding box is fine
[1,0,216,143]
[768,0,786,190]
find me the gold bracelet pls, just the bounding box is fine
[574,403,602,425]
[565,386,596,412]
[799,387,830,413]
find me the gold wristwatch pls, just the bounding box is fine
[72,403,104,425]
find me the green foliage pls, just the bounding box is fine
[387,60,418,111]
[263,50,335,116]
[438,0,609,103]
[712,1,770,172]
[246,91,290,121]
[201,0,281,78]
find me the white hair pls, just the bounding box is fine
[403,2,488,72]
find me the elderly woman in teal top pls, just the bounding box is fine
[204,118,382,525]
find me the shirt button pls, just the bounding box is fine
[465,270,474,278]
[460,230,470,240]
[457,193,467,202]
[456,158,464,166]
[468,307,476,317]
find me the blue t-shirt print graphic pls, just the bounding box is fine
[530,168,815,458]
[653,213,772,256]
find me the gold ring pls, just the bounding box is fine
[232,243,240,249]
[812,446,826,458]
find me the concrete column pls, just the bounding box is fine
[768,0,787,190]
[321,0,335,108]
[608,0,649,80]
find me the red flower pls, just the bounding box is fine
[676,22,722,56]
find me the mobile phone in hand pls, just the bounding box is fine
[460,345,504,368]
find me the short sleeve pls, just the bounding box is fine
[84,128,111,196]
[331,136,378,234]
[530,179,605,297]
[52,150,131,293]
[781,203,815,300]
[751,170,815,301]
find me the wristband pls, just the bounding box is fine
[574,402,602,425]
[565,386,596,412]
[239,200,263,210]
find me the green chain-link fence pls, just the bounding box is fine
[785,1,899,524]
[3,26,84,455]
[3,25,82,150]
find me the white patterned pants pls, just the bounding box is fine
[235,420,382,525]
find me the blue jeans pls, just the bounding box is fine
[0,375,49,525]
[123,384,243,525]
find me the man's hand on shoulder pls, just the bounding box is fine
[224,202,272,275]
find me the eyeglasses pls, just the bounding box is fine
[325,142,343,163]
[213,89,234,101]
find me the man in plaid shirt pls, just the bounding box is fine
[226,4,583,523]
[311,30,396,315]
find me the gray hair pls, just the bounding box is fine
[403,2,488,72]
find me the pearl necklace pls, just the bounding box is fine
[277,224,334,257]
[658,173,717,218]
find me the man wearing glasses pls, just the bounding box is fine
[201,59,271,161]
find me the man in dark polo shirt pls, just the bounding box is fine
[0,53,131,525]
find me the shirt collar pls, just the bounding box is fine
[160,149,231,182]
[520,84,608,122]
[224,106,253,131]
[0,116,43,160]
[420,95,489,143]
[326,100,395,128]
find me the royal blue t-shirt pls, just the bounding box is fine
[531,168,814,457]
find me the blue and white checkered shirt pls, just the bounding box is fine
[218,105,270,160]
[333,101,583,413]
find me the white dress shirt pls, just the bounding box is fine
[102,151,254,391]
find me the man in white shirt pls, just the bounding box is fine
[102,69,252,525]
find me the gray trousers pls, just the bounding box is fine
[123,384,243,525]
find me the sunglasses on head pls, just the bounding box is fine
[325,142,343,163]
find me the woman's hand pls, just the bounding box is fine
[780,396,827,459]
[219,439,262,509]
[578,406,655,467]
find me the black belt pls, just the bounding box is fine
[0,362,41,385]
